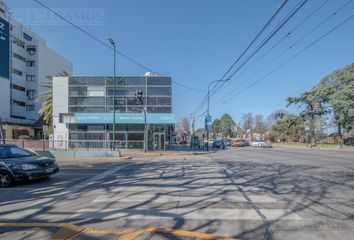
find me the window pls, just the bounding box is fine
[0,146,32,157]
[23,32,32,41]
[12,100,26,107]
[69,107,105,113]
[26,75,35,82]
[59,113,74,123]
[87,86,105,96]
[13,37,25,48]
[147,87,171,96]
[10,115,26,119]
[69,97,105,106]
[69,87,87,96]
[147,97,171,105]
[12,68,23,76]
[13,53,26,62]
[26,105,35,111]
[11,84,26,92]
[69,77,105,85]
[26,46,36,55]
[27,89,36,100]
[147,77,171,86]
[147,106,171,113]
[26,60,35,67]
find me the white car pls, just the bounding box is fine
[251,140,272,148]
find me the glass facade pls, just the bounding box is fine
[67,76,174,150]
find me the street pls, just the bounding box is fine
[1,147,354,240]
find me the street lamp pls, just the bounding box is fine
[136,89,147,153]
[108,38,117,150]
[206,78,230,151]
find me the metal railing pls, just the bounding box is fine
[4,139,144,151]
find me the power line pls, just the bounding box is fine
[191,0,290,116]
[221,0,352,100]
[218,13,354,110]
[33,0,203,93]
[193,0,308,117]
[213,0,309,95]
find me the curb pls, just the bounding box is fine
[56,156,133,161]
[0,223,240,240]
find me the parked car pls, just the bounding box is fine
[344,137,354,146]
[0,144,59,187]
[231,139,244,147]
[242,139,251,146]
[223,138,232,146]
[251,140,272,148]
[212,140,225,149]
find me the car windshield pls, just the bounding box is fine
[0,146,33,158]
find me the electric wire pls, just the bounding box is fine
[33,0,203,93]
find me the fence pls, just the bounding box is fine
[4,139,144,151]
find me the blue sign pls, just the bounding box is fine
[74,113,176,124]
[205,115,212,131]
[0,17,9,79]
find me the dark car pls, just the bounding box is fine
[0,144,59,187]
[242,139,251,146]
[344,137,354,146]
[212,140,225,149]
[223,138,232,146]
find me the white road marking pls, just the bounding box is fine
[71,208,302,220]
[0,164,130,220]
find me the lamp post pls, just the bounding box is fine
[206,79,230,151]
[108,38,116,150]
[136,90,147,153]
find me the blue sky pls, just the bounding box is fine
[6,0,354,127]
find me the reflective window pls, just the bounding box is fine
[69,87,87,96]
[69,77,105,85]
[147,87,171,96]
[147,77,171,86]
[147,97,171,105]
[69,97,105,106]
[69,107,105,113]
[147,107,171,113]
[106,77,145,85]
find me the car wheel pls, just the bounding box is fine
[0,170,13,188]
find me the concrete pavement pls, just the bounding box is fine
[0,147,353,240]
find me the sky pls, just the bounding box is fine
[6,0,354,128]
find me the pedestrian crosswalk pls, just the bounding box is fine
[68,158,302,223]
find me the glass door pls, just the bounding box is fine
[154,133,165,150]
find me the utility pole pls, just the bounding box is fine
[206,79,230,151]
[137,90,147,153]
[108,38,116,150]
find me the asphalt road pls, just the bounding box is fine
[0,147,353,240]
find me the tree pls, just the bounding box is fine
[287,91,327,147]
[176,117,190,142]
[220,113,236,138]
[267,109,290,127]
[36,71,69,125]
[254,114,267,135]
[241,113,254,138]
[314,62,354,146]
[211,119,221,138]
[271,115,304,143]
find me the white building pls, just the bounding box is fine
[0,2,72,139]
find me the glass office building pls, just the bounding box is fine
[53,75,175,150]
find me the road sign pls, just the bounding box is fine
[205,115,212,131]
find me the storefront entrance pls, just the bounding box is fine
[154,132,165,150]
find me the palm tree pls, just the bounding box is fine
[36,71,69,125]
